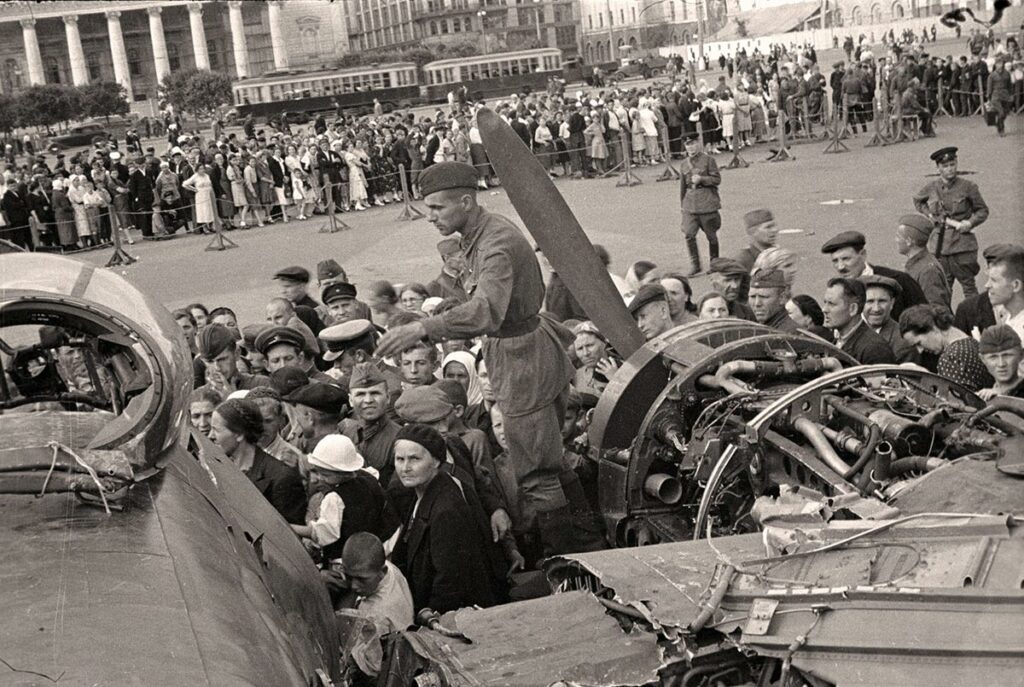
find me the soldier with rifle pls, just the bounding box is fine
[913,147,989,300]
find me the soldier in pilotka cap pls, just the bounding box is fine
[749,268,800,332]
[895,213,951,310]
[375,161,577,555]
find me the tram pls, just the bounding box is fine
[232,48,565,120]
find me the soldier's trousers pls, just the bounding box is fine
[939,251,980,300]
[682,210,721,270]
[503,386,569,529]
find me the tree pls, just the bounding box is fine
[160,68,234,118]
[14,84,81,130]
[0,94,18,134]
[734,17,750,38]
[78,81,129,122]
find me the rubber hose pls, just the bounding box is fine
[843,423,882,480]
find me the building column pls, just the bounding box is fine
[20,19,45,86]
[228,1,250,78]
[63,16,89,86]
[188,3,211,70]
[147,7,171,82]
[267,0,290,70]
[105,11,133,95]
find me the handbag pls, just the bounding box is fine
[984,105,998,126]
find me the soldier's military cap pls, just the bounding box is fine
[320,319,376,362]
[349,362,388,389]
[241,323,270,351]
[684,131,701,141]
[898,213,934,243]
[322,281,357,304]
[196,323,237,359]
[274,265,311,283]
[982,243,1024,264]
[628,284,668,316]
[750,268,788,290]
[709,257,749,276]
[860,274,903,297]
[254,325,306,355]
[284,382,347,415]
[978,324,1022,354]
[418,161,479,197]
[743,208,774,230]
[820,231,866,254]
[929,146,958,164]
[317,259,345,282]
[395,385,454,423]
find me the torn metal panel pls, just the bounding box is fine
[547,535,765,629]
[400,591,664,687]
[890,458,1024,516]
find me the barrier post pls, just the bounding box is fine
[600,135,625,178]
[395,164,425,221]
[767,109,793,162]
[802,98,815,138]
[105,212,138,266]
[318,181,351,233]
[935,80,950,117]
[864,94,888,147]
[973,75,985,116]
[615,134,642,187]
[204,202,239,252]
[825,94,851,153]
[891,94,909,143]
[656,128,680,181]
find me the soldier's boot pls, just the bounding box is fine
[684,235,703,276]
[536,505,579,557]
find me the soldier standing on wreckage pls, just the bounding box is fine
[376,161,591,556]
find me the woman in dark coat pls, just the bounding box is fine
[1,179,32,250]
[28,176,56,248]
[390,424,504,614]
[51,178,78,250]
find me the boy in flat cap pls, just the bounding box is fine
[977,325,1024,400]
[912,147,988,299]
[895,213,951,310]
[376,161,577,555]
[285,381,348,453]
[275,265,320,309]
[196,323,270,396]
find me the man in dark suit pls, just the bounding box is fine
[567,103,587,178]
[823,277,896,364]
[267,144,286,223]
[679,133,722,276]
[1,177,32,250]
[423,129,440,169]
[128,158,154,237]
[821,230,927,321]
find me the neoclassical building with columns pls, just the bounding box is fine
[0,0,350,112]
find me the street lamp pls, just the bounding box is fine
[477,9,488,54]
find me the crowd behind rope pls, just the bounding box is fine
[1,28,1021,251]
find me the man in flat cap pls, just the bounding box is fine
[425,237,468,302]
[285,381,348,453]
[732,209,779,303]
[749,268,800,332]
[821,230,927,320]
[255,325,337,385]
[275,265,320,310]
[376,161,576,554]
[977,325,1024,400]
[709,258,756,320]
[861,275,920,364]
[629,284,675,341]
[340,362,402,484]
[822,277,896,364]
[679,132,722,276]
[913,146,989,300]
[895,213,951,310]
[197,323,271,396]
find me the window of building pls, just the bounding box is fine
[43,56,60,84]
[168,44,180,71]
[441,18,449,32]
[207,39,219,69]
[599,12,603,26]
[87,53,101,81]
[453,17,461,31]
[631,7,636,21]
[430,20,438,34]
[127,48,142,76]
[463,17,471,30]
[621,9,626,23]
[588,14,592,28]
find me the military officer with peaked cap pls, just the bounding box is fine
[912,146,989,300]
[375,161,575,555]
[320,319,402,394]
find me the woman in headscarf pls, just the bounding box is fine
[441,350,486,430]
[390,424,506,613]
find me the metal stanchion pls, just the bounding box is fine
[656,129,680,181]
[973,75,985,115]
[204,203,239,251]
[767,110,793,162]
[891,94,909,143]
[600,135,624,178]
[616,134,642,187]
[105,212,137,266]
[696,121,705,148]
[395,165,425,221]
[864,94,888,148]
[723,133,749,169]
[319,183,350,234]
[825,94,852,153]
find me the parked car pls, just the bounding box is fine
[48,124,108,150]
[611,56,670,81]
